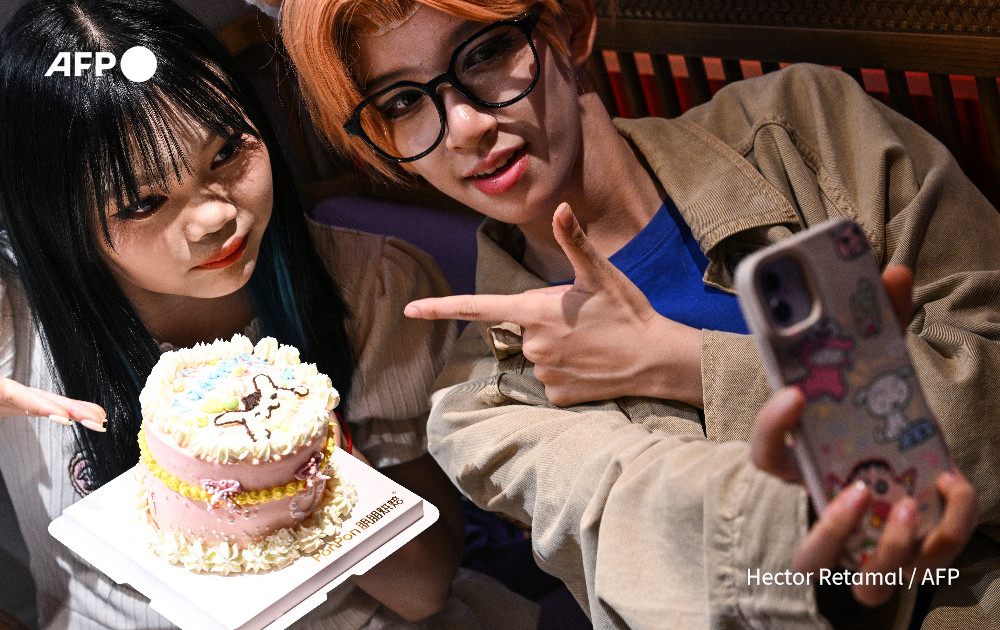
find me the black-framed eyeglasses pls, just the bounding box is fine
[344,5,545,163]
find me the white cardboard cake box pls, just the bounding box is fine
[48,448,438,630]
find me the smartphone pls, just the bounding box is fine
[735,218,953,568]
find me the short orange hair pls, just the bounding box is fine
[281,0,564,180]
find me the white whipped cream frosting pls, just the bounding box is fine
[140,335,340,464]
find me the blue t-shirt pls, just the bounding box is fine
[608,197,748,334]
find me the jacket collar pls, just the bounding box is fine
[474,116,802,295]
[613,117,800,253]
[475,219,548,296]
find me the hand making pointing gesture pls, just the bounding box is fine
[405,203,704,408]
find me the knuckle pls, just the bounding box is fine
[853,584,890,608]
[522,341,553,366]
[545,386,569,407]
[456,302,482,319]
[568,225,589,251]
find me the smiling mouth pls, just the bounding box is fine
[198,236,248,270]
[469,147,524,179]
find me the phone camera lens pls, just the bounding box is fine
[769,298,792,324]
[761,271,781,294]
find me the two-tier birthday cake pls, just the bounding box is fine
[134,335,358,574]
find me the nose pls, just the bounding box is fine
[183,194,238,242]
[440,88,497,153]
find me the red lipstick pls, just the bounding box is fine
[468,147,529,196]
[198,237,247,270]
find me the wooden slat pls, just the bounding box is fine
[975,76,1000,207]
[594,20,1000,78]
[651,53,683,118]
[589,51,619,117]
[842,66,866,88]
[684,56,713,105]
[761,60,781,74]
[721,58,744,84]
[929,73,968,169]
[616,51,649,117]
[886,70,916,120]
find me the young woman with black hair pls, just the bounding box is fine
[0,1,535,628]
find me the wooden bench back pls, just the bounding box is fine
[590,0,1000,208]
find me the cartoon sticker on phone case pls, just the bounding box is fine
[826,459,916,563]
[850,278,883,336]
[855,367,937,449]
[832,221,869,259]
[790,318,855,401]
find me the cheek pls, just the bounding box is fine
[101,222,144,266]
[242,149,274,220]
[98,226,166,289]
[402,154,454,193]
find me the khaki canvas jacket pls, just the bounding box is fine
[427,64,1000,629]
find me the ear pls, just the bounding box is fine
[558,0,598,67]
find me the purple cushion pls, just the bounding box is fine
[311,195,481,296]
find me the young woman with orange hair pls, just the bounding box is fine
[275,0,994,627]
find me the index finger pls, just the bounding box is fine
[404,292,547,325]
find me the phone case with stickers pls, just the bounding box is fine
[735,218,953,568]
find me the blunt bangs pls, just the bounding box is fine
[75,45,257,244]
[0,0,258,248]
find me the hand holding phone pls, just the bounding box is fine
[736,218,954,568]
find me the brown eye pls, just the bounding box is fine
[118,194,166,219]
[213,134,247,167]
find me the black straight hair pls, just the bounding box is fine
[0,0,356,489]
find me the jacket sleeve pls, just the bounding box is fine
[691,65,1000,527]
[428,366,837,629]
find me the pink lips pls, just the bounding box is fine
[198,237,247,270]
[468,148,529,196]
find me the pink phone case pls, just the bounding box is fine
[735,218,952,567]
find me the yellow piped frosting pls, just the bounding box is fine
[137,426,338,506]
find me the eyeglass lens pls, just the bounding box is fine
[357,22,537,160]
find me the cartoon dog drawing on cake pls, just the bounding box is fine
[215,373,309,441]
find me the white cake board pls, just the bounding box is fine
[48,449,438,630]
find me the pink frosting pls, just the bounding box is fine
[142,422,330,546]
[142,471,327,546]
[144,421,327,491]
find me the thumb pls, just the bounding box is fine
[552,202,614,290]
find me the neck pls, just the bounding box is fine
[520,92,664,283]
[137,290,254,349]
